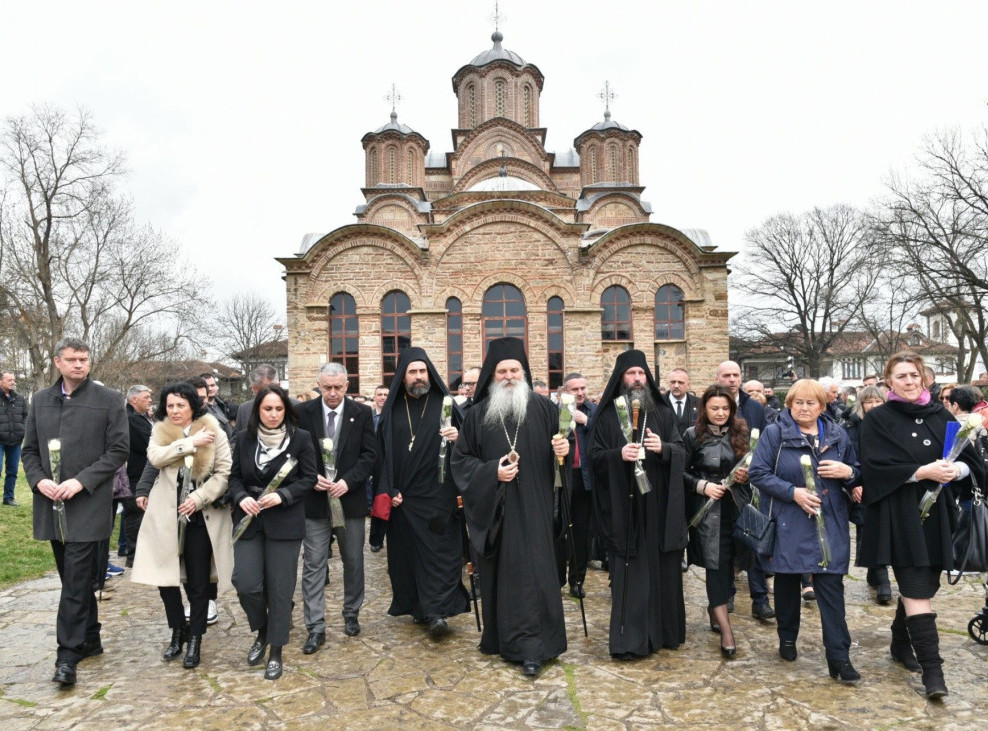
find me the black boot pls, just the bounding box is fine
[905,613,948,699]
[162,625,189,661]
[183,634,202,669]
[890,599,921,672]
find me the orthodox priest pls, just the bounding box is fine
[374,348,470,637]
[590,350,687,659]
[451,337,569,677]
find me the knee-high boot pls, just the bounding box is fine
[890,599,920,672]
[905,613,948,698]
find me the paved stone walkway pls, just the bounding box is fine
[2,536,988,729]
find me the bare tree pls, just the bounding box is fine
[731,205,877,377]
[216,292,279,373]
[873,128,988,378]
[0,105,207,391]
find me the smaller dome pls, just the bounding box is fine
[468,175,539,192]
[589,109,628,132]
[469,31,526,67]
[373,110,416,135]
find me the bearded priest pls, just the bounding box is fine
[451,337,569,678]
[589,350,687,659]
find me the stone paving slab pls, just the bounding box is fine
[2,535,988,729]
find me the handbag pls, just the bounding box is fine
[371,492,392,521]
[734,501,776,557]
[949,486,988,584]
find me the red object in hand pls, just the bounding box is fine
[371,493,392,520]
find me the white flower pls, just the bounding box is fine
[560,393,575,406]
[321,438,333,452]
[48,438,61,452]
[800,454,812,466]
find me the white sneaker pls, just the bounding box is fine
[184,600,219,624]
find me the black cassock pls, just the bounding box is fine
[381,393,470,621]
[590,404,687,656]
[451,395,567,663]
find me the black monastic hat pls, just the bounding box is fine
[473,337,533,403]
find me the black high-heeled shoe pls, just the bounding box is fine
[720,642,736,658]
[707,607,721,634]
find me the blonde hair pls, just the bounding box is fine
[784,379,827,407]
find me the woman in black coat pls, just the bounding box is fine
[684,385,750,658]
[229,385,317,680]
[858,352,984,698]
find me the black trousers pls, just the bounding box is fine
[775,572,851,661]
[159,518,213,635]
[556,472,592,588]
[51,540,101,664]
[232,534,302,647]
[121,495,144,558]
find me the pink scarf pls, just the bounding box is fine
[886,388,931,405]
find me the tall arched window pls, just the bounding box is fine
[495,80,506,117]
[368,148,378,185]
[608,144,619,180]
[628,145,637,184]
[589,148,598,183]
[469,84,477,126]
[381,290,411,386]
[601,285,632,340]
[388,147,397,183]
[654,284,685,340]
[329,292,360,393]
[547,297,564,389]
[523,86,532,126]
[407,151,414,185]
[446,297,463,386]
[483,284,527,352]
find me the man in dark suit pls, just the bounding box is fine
[297,363,377,653]
[663,368,699,438]
[22,338,129,687]
[234,364,278,433]
[121,385,153,567]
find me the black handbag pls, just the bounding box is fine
[949,486,988,584]
[734,500,776,557]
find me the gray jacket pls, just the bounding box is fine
[22,377,129,541]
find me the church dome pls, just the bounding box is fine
[468,31,526,68]
[373,110,416,135]
[588,109,628,132]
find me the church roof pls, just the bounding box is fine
[468,31,525,67]
[372,111,416,135]
[468,175,540,192]
[588,110,628,132]
[552,148,580,167]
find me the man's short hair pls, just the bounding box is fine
[188,376,208,391]
[818,376,838,390]
[319,362,348,380]
[669,367,689,377]
[54,338,90,358]
[950,385,982,413]
[563,372,585,385]
[1,370,14,379]
[249,364,278,386]
[532,380,548,389]
[126,384,150,400]
[199,372,217,382]
[374,383,388,392]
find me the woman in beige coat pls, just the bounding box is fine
[132,381,232,669]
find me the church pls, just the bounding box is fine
[279,30,733,394]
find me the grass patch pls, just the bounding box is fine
[562,662,588,729]
[202,673,222,693]
[120,608,130,617]
[0,476,55,587]
[91,685,112,700]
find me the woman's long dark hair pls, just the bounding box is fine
[695,385,749,457]
[247,383,299,437]
[155,381,207,422]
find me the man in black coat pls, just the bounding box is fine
[298,362,377,652]
[21,338,129,687]
[121,385,154,566]
[662,368,699,438]
[0,370,27,506]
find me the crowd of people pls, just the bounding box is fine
[9,337,988,699]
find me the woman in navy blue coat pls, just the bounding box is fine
[748,379,862,683]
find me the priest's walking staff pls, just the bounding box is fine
[556,394,588,639]
[456,494,482,631]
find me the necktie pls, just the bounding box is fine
[573,434,581,469]
[326,410,336,439]
[676,400,683,419]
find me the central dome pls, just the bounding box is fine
[468,31,526,67]
[468,175,539,192]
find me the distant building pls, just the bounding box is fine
[278,30,732,393]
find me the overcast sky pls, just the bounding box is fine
[3,1,987,324]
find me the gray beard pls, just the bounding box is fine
[408,381,429,398]
[483,379,531,430]
[621,385,655,414]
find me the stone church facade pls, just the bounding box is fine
[279,31,733,394]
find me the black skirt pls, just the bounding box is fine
[892,565,941,599]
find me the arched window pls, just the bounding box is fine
[446,297,463,386]
[628,145,637,184]
[328,292,360,394]
[407,150,414,185]
[368,148,378,185]
[654,284,685,340]
[601,285,632,341]
[547,297,564,389]
[483,284,527,352]
[589,147,598,184]
[469,84,477,126]
[381,290,411,386]
[495,80,506,117]
[523,86,532,126]
[608,144,619,180]
[388,147,397,183]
